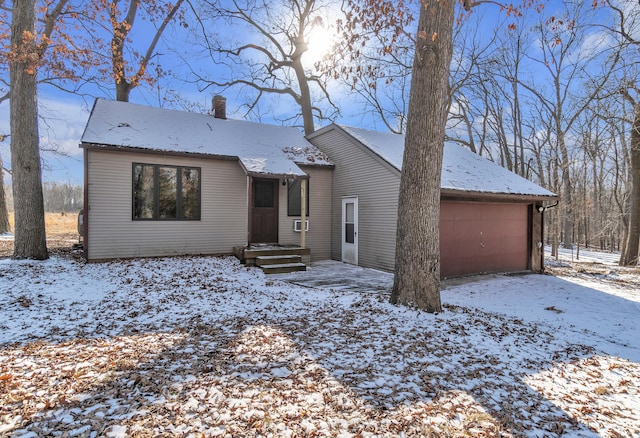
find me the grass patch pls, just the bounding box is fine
[1,212,81,257]
[7,211,79,236]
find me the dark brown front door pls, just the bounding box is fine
[250,178,278,243]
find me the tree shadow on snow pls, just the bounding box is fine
[4,272,639,436]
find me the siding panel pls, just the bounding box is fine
[309,128,400,271]
[278,167,332,261]
[87,149,248,260]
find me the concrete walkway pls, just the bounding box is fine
[271,260,394,295]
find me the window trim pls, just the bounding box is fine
[132,163,201,221]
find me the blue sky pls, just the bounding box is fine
[0,0,621,186]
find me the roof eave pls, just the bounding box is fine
[244,172,309,179]
[311,124,402,174]
[80,142,238,162]
[440,188,559,203]
[294,161,335,170]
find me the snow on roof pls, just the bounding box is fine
[81,99,332,177]
[339,125,556,198]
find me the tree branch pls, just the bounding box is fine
[132,0,185,86]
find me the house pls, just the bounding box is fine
[306,124,558,278]
[80,98,334,268]
[81,99,557,278]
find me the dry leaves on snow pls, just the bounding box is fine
[1,255,639,437]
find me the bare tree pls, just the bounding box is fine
[0,148,9,234]
[344,55,412,134]
[609,104,633,254]
[518,3,620,249]
[329,0,416,134]
[447,11,505,157]
[42,181,83,212]
[2,0,186,103]
[599,0,640,265]
[486,22,533,176]
[1,0,88,104]
[89,0,186,102]
[618,84,640,265]
[189,0,338,135]
[9,0,48,259]
[1,0,186,255]
[388,0,456,312]
[333,5,501,137]
[1,0,82,237]
[341,0,611,311]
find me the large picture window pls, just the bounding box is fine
[287,179,310,216]
[133,163,201,220]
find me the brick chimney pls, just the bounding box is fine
[212,95,226,119]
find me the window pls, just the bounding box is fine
[254,180,275,208]
[181,167,201,219]
[287,179,310,216]
[133,163,201,220]
[345,202,355,243]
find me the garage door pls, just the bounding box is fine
[440,202,529,278]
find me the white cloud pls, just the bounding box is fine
[0,94,90,184]
[570,29,616,63]
[38,95,91,157]
[611,0,640,41]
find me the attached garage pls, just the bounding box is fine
[440,201,530,278]
[308,124,558,278]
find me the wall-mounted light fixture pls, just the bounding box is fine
[538,200,559,214]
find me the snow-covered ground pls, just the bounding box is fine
[1,251,638,437]
[546,245,622,266]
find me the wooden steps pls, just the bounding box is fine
[234,245,309,274]
[259,261,307,274]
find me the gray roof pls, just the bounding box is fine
[80,99,332,178]
[337,125,556,199]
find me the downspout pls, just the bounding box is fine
[300,178,307,249]
[247,175,252,246]
[83,147,89,260]
[539,206,544,272]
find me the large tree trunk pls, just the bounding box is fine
[115,80,132,102]
[293,38,315,136]
[390,0,455,313]
[0,154,10,234]
[620,102,640,266]
[561,172,573,249]
[556,131,574,250]
[110,0,138,103]
[10,0,48,260]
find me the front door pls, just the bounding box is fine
[341,197,358,265]
[250,178,278,243]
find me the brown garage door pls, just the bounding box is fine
[440,202,529,278]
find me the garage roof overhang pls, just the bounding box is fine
[440,188,559,204]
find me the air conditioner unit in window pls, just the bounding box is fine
[293,220,309,232]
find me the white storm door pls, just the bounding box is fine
[341,197,358,265]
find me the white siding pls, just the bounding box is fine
[308,128,401,271]
[278,166,332,261]
[86,149,248,260]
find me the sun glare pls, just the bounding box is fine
[304,24,335,66]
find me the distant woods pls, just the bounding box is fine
[3,182,83,214]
